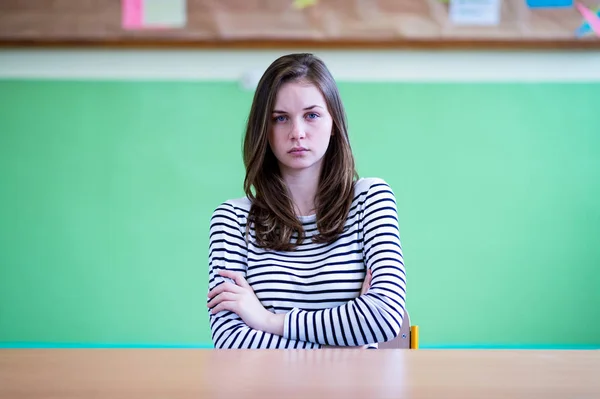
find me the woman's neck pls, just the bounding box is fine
[281,169,320,217]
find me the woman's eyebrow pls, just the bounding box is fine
[303,105,323,110]
[272,105,323,113]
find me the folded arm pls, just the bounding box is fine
[207,202,321,349]
[279,181,406,346]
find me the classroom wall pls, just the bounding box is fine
[1,49,599,349]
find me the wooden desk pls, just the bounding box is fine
[0,349,598,398]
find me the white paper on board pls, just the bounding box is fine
[449,0,501,26]
[143,0,187,28]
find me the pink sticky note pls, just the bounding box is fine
[122,0,143,29]
[577,2,600,37]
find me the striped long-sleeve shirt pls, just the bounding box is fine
[207,177,406,349]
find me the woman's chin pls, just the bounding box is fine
[280,159,321,173]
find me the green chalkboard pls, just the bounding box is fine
[1,80,599,348]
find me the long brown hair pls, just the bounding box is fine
[243,53,358,251]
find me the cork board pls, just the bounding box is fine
[0,0,598,48]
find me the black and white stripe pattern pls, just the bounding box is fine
[208,177,406,349]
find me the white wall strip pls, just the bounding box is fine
[1,49,599,82]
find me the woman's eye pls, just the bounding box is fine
[306,113,319,120]
[274,115,287,122]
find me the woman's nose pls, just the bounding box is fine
[290,122,306,140]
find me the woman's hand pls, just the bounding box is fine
[207,270,284,334]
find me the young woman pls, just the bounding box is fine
[206,53,406,349]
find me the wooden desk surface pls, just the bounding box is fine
[1,349,598,399]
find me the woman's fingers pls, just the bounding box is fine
[207,291,238,310]
[207,281,242,299]
[210,301,237,315]
[218,270,250,288]
[360,269,372,296]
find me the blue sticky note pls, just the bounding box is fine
[526,0,573,7]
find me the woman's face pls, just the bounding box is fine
[268,81,333,178]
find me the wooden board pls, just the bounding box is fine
[0,1,599,49]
